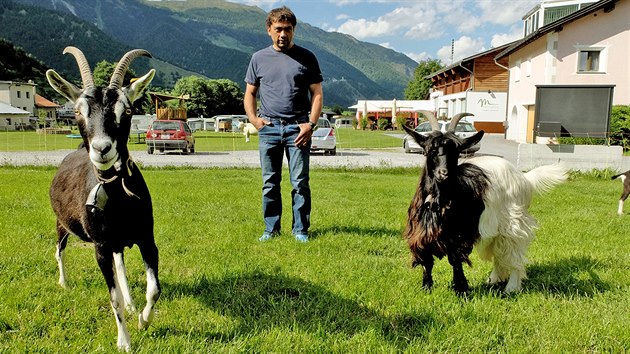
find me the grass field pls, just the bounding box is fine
[0,128,403,152]
[0,166,628,353]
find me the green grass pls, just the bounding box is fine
[0,128,403,152]
[0,166,628,353]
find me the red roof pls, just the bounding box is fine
[35,94,60,108]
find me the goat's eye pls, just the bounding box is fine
[125,109,132,115]
[74,110,81,116]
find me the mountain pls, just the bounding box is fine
[4,0,418,107]
[0,38,62,100]
[0,0,204,88]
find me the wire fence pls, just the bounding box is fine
[0,126,406,153]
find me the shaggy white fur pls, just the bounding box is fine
[237,121,258,142]
[470,156,568,292]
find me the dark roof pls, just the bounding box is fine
[495,0,619,60]
[425,41,515,79]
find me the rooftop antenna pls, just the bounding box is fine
[450,39,454,65]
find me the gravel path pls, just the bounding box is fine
[0,134,517,169]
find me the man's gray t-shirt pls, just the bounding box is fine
[245,45,323,120]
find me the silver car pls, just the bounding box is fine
[311,117,337,155]
[403,120,480,155]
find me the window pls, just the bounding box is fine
[26,92,30,99]
[578,50,600,72]
[17,91,21,98]
[513,61,521,82]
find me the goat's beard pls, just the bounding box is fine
[89,143,120,171]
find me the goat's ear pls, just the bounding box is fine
[403,124,429,145]
[125,69,155,103]
[46,69,82,103]
[459,130,484,152]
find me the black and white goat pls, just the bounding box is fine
[611,170,630,215]
[46,47,159,352]
[403,111,567,294]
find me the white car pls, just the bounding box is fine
[311,117,337,155]
[403,120,481,155]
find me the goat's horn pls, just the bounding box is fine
[419,110,440,131]
[109,49,152,89]
[448,113,474,132]
[62,46,94,89]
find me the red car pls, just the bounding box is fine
[146,120,195,154]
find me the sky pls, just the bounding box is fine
[227,0,540,64]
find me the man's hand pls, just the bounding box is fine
[295,122,314,147]
[252,117,270,131]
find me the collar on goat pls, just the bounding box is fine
[91,156,139,200]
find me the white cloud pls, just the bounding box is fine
[336,18,393,39]
[379,42,393,49]
[336,14,350,21]
[475,0,539,26]
[436,36,486,64]
[405,51,430,63]
[491,25,523,47]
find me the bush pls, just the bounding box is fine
[377,118,390,130]
[609,105,630,150]
[352,118,358,129]
[359,117,368,130]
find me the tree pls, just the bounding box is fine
[93,60,153,114]
[172,76,244,117]
[404,59,443,100]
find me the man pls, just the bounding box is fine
[244,6,323,243]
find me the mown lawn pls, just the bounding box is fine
[0,128,402,152]
[0,166,627,353]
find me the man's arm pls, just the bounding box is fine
[295,82,324,147]
[244,83,268,130]
[308,82,323,124]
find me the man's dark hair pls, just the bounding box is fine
[266,6,297,28]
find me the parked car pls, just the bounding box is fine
[403,120,480,155]
[311,117,337,155]
[146,119,195,154]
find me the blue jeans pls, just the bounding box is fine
[258,118,311,235]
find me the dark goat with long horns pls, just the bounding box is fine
[403,111,567,294]
[46,47,159,352]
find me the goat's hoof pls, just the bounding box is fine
[504,284,522,293]
[138,313,153,330]
[453,283,470,295]
[126,304,136,313]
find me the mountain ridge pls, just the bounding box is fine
[3,0,418,107]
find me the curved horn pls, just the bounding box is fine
[109,49,152,89]
[419,110,440,131]
[448,112,474,132]
[62,46,94,89]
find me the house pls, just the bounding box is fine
[0,80,36,116]
[426,43,513,133]
[0,101,31,131]
[348,99,434,128]
[522,0,598,37]
[496,0,630,143]
[34,94,60,123]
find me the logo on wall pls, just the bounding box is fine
[478,98,499,111]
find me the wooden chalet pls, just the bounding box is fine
[426,43,513,133]
[148,92,188,120]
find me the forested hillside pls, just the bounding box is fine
[5,0,418,107]
[0,38,60,100]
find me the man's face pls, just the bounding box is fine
[268,20,294,51]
